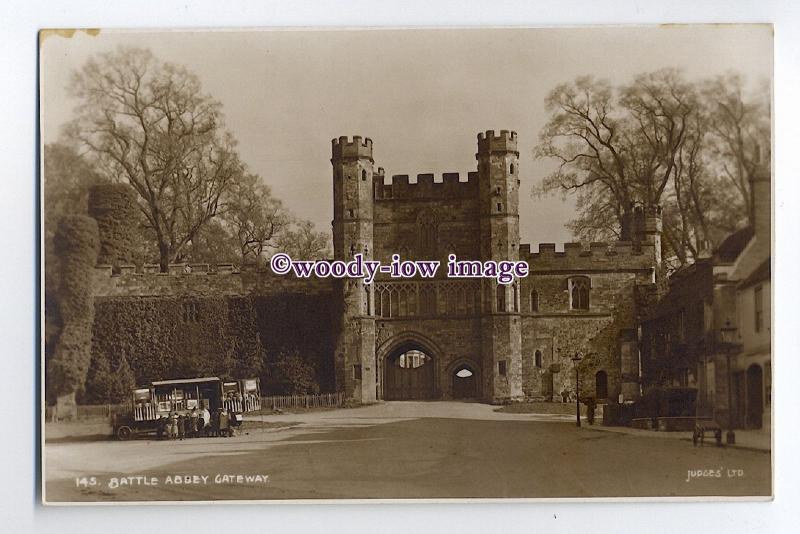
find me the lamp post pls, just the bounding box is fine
[719,320,740,445]
[571,353,583,427]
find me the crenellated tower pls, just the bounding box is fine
[331,136,377,402]
[633,204,663,266]
[477,130,523,402]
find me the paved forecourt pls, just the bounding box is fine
[44,401,771,502]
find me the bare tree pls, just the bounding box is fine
[66,47,243,271]
[536,68,762,268]
[619,69,696,207]
[535,75,631,237]
[703,72,771,226]
[275,219,331,261]
[661,73,768,267]
[225,173,290,264]
[536,69,696,240]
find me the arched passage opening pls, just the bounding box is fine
[595,370,608,400]
[452,364,478,399]
[746,364,763,429]
[384,344,436,400]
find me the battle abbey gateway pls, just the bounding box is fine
[88,131,663,404]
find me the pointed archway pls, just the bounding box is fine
[452,366,477,399]
[447,358,482,400]
[384,345,436,400]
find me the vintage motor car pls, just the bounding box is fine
[112,376,261,440]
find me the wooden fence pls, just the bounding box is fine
[262,392,346,411]
[45,392,345,421]
[45,403,129,422]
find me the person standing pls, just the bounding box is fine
[168,411,178,440]
[210,408,219,437]
[586,396,597,426]
[218,408,230,437]
[189,408,199,438]
[177,414,186,440]
[156,415,165,440]
[202,405,211,435]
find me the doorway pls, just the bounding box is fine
[452,365,477,399]
[384,347,435,400]
[746,364,763,429]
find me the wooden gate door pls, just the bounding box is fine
[385,357,434,400]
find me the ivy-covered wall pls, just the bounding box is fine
[251,293,335,392]
[87,184,140,271]
[48,215,99,407]
[89,291,335,398]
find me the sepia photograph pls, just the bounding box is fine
[39,25,773,504]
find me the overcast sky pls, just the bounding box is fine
[40,26,772,247]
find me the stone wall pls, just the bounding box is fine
[520,269,645,402]
[81,131,661,405]
[522,241,657,272]
[373,174,481,265]
[374,316,483,399]
[92,264,332,298]
[89,265,337,394]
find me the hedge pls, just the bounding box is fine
[48,215,99,396]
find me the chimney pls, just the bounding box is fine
[620,205,634,241]
[750,143,771,246]
[696,239,713,260]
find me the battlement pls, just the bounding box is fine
[331,135,373,161]
[92,262,333,298]
[633,204,663,234]
[477,130,518,155]
[94,263,242,277]
[373,172,479,200]
[521,241,655,271]
[633,204,663,217]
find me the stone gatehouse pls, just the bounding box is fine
[331,131,660,404]
[88,131,661,405]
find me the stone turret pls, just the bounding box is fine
[331,135,377,402]
[477,130,523,402]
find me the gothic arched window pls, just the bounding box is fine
[569,276,590,310]
[530,289,539,312]
[513,283,519,312]
[496,285,506,312]
[534,350,542,368]
[417,211,438,259]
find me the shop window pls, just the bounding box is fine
[765,361,771,406]
[755,285,764,332]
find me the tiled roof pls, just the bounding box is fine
[715,226,754,263]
